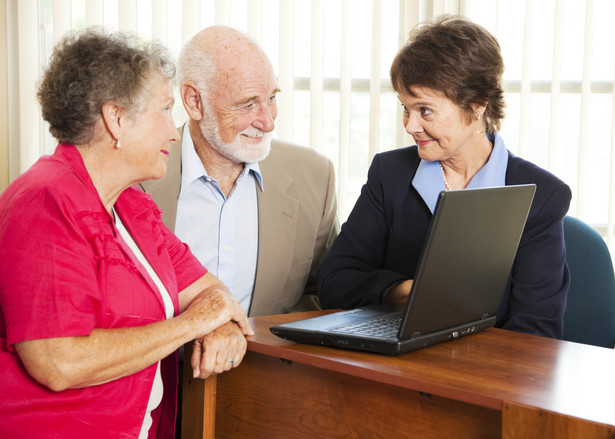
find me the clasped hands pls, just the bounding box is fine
[182,287,254,379]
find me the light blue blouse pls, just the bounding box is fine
[412,132,509,213]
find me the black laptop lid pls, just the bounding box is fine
[269,184,536,356]
[398,184,536,339]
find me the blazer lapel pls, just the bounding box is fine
[249,153,299,316]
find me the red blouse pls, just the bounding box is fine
[0,144,207,438]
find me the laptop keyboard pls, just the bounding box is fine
[331,313,402,338]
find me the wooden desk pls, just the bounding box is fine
[182,311,615,439]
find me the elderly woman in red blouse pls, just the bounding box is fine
[0,28,252,439]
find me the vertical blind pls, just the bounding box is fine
[4,0,615,255]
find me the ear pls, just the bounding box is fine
[101,101,123,141]
[181,82,205,121]
[471,101,488,119]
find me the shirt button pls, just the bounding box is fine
[223,245,229,251]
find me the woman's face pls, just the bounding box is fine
[398,86,483,163]
[121,75,179,181]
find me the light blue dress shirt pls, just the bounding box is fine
[175,128,263,313]
[412,133,509,213]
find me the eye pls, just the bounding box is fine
[268,94,277,104]
[240,102,256,112]
[420,107,432,116]
[400,104,409,114]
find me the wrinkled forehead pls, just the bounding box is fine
[212,49,279,103]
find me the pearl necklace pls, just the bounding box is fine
[439,162,451,190]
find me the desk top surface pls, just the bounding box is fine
[246,311,615,427]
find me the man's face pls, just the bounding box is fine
[200,56,279,164]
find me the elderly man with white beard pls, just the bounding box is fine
[141,25,339,317]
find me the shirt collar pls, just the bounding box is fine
[412,132,508,213]
[180,125,264,195]
[53,143,96,191]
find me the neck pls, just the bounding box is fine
[188,120,244,197]
[78,141,134,214]
[440,134,493,190]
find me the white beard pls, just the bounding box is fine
[199,108,272,164]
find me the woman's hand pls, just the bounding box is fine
[178,272,253,339]
[180,287,253,340]
[384,279,414,306]
[190,321,248,379]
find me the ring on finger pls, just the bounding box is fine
[227,358,237,366]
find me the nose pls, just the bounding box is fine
[252,102,276,132]
[404,112,423,135]
[169,117,180,143]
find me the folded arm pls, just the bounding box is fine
[15,272,253,391]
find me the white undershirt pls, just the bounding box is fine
[113,210,174,438]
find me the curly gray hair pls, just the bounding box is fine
[37,27,175,145]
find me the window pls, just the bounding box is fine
[6,0,615,254]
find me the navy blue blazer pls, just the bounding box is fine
[318,146,572,338]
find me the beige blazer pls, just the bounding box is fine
[140,127,339,316]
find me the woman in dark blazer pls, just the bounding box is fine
[318,15,571,338]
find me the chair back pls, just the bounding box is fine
[563,215,615,348]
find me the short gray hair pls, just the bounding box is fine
[176,34,217,106]
[37,27,176,145]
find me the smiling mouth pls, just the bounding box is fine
[161,150,169,157]
[241,134,264,143]
[415,138,433,146]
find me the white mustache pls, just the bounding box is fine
[240,128,267,138]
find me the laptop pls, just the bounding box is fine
[270,184,536,355]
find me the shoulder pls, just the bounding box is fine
[374,145,420,164]
[506,153,570,193]
[368,146,421,181]
[265,138,332,167]
[1,157,90,214]
[506,153,572,217]
[507,153,562,183]
[260,139,335,182]
[0,160,106,248]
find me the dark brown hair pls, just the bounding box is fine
[390,15,505,133]
[37,27,175,145]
